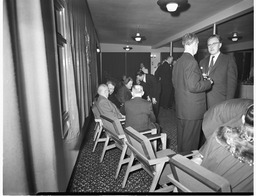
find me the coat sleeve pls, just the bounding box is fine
[148,74,160,99]
[116,86,126,104]
[100,98,123,118]
[148,102,156,123]
[186,60,212,93]
[226,56,238,99]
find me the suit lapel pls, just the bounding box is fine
[209,53,222,75]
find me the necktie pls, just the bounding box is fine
[208,56,215,74]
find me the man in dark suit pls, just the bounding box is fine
[124,85,158,132]
[106,80,122,109]
[136,70,161,119]
[95,84,124,119]
[155,56,174,109]
[172,33,213,153]
[199,34,238,110]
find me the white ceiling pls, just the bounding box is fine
[87,0,253,49]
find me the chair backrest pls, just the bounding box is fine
[124,127,156,174]
[169,154,231,192]
[92,104,101,119]
[100,114,125,145]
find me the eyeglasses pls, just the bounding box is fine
[207,42,220,47]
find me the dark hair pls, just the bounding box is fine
[207,34,222,43]
[123,77,133,85]
[106,80,116,86]
[245,104,253,126]
[136,70,145,77]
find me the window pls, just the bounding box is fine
[54,0,70,138]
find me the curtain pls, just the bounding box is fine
[66,0,99,128]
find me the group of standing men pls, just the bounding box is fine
[172,33,238,153]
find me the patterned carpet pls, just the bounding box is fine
[67,107,177,193]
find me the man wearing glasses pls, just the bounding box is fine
[199,34,238,110]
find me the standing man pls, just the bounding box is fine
[136,70,161,119]
[155,56,174,109]
[199,34,238,109]
[172,33,213,153]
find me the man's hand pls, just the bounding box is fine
[152,98,157,104]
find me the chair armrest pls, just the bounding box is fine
[183,150,199,158]
[95,118,101,122]
[119,117,126,122]
[148,156,169,165]
[167,174,191,192]
[146,133,167,149]
[140,128,157,135]
[118,134,126,140]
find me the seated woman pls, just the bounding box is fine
[192,104,254,192]
[116,77,133,108]
[202,98,253,141]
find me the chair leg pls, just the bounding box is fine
[122,153,134,188]
[150,162,165,192]
[100,136,110,162]
[115,145,129,179]
[92,126,103,152]
[93,123,100,141]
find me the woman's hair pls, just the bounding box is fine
[106,80,116,86]
[216,125,253,165]
[123,77,133,85]
[245,104,253,127]
[136,70,145,77]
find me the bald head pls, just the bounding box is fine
[97,84,109,98]
[131,85,144,97]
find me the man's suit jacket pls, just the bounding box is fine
[199,53,238,109]
[124,97,156,131]
[140,74,161,101]
[172,53,212,120]
[95,95,123,119]
[116,85,132,104]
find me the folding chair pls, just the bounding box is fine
[167,154,231,192]
[122,126,176,192]
[100,114,130,179]
[92,105,106,152]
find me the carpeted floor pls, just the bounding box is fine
[67,107,177,193]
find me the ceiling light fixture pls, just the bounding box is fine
[157,0,189,13]
[228,32,242,42]
[134,33,142,42]
[123,45,133,51]
[132,26,146,43]
[166,2,178,12]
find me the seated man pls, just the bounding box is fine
[95,84,124,119]
[202,98,253,141]
[106,80,122,109]
[192,104,254,192]
[124,85,159,132]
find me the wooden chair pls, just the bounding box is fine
[122,126,176,192]
[100,114,130,179]
[92,105,106,152]
[167,154,231,192]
